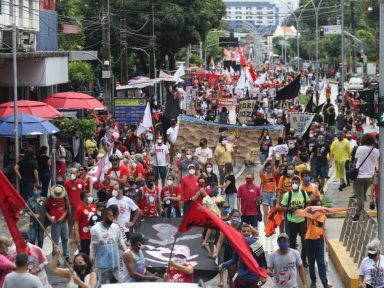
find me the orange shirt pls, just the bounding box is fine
[301,183,320,199]
[260,173,276,193]
[277,175,292,194]
[306,215,326,240]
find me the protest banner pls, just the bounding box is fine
[176,115,283,161]
[289,112,315,136]
[238,98,258,125]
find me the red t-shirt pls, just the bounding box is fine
[74,203,96,240]
[138,186,159,217]
[237,183,261,216]
[64,179,86,208]
[106,165,129,191]
[133,163,146,179]
[180,176,199,201]
[46,197,68,222]
[167,265,194,283]
[161,186,181,206]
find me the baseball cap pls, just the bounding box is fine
[277,233,289,241]
[174,246,190,258]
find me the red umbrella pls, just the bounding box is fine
[43,92,107,110]
[0,100,63,120]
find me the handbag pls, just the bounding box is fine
[349,147,374,181]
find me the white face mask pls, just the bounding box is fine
[206,167,212,173]
[292,183,299,190]
[123,158,129,163]
[186,154,192,160]
[188,169,195,175]
[112,190,118,197]
[87,196,94,204]
[146,133,153,140]
[131,163,137,169]
[221,140,228,145]
[287,169,294,175]
[157,140,162,144]
[174,257,187,265]
[70,174,77,181]
[166,180,173,186]
[142,152,147,157]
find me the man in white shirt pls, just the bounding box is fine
[107,184,142,239]
[152,137,170,187]
[166,119,178,163]
[194,138,212,169]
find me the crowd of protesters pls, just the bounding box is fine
[1,64,381,288]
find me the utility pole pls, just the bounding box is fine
[12,0,19,192]
[101,0,112,110]
[351,0,356,74]
[378,0,384,245]
[149,0,155,79]
[120,0,128,84]
[315,3,319,105]
[340,0,345,101]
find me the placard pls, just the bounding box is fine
[238,99,257,124]
[289,112,315,136]
[114,98,147,125]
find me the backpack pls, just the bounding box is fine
[287,189,307,215]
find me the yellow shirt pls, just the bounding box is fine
[214,144,233,166]
[85,139,97,156]
[330,139,350,161]
[202,195,224,216]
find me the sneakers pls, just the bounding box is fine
[310,282,316,288]
[323,282,332,288]
[338,183,347,191]
[352,215,360,222]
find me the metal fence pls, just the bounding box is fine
[339,198,378,265]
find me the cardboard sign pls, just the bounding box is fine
[289,112,315,136]
[238,99,258,125]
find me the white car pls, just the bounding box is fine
[348,77,364,90]
[101,283,203,288]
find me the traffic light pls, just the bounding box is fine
[319,26,324,37]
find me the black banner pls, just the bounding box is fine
[275,74,301,101]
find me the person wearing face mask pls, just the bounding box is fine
[64,168,86,242]
[165,246,194,283]
[136,173,161,218]
[358,239,384,288]
[237,173,262,227]
[179,149,200,177]
[45,185,71,264]
[286,139,297,164]
[166,119,178,163]
[180,164,199,213]
[260,157,277,227]
[26,186,46,248]
[124,176,140,202]
[152,137,170,187]
[105,154,129,192]
[202,162,218,188]
[90,208,128,284]
[121,151,131,169]
[268,233,308,288]
[281,175,310,267]
[214,136,234,186]
[107,184,142,239]
[220,163,237,211]
[330,131,351,191]
[310,134,330,194]
[0,237,16,287]
[74,191,96,255]
[194,138,213,169]
[123,233,160,282]
[160,174,181,218]
[259,130,272,164]
[214,209,242,288]
[300,170,320,200]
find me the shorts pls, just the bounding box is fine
[262,191,275,206]
[311,160,329,178]
[154,166,167,181]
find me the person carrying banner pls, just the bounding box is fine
[164,246,194,283]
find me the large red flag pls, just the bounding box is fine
[0,171,28,254]
[178,201,268,278]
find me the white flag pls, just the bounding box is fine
[255,73,267,85]
[318,75,327,93]
[173,64,185,83]
[136,102,153,136]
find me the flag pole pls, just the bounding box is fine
[166,232,180,274]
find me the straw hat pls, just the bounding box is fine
[50,184,66,199]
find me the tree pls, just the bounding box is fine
[68,62,94,90]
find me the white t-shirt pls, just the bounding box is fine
[166,126,178,145]
[355,146,380,178]
[359,255,384,287]
[107,196,138,232]
[194,147,213,165]
[153,144,169,167]
[349,139,358,152]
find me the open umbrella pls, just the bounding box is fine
[0,114,60,137]
[43,92,107,110]
[0,100,63,120]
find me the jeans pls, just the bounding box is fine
[218,165,226,185]
[241,215,258,227]
[29,224,44,248]
[40,172,51,198]
[80,239,91,256]
[20,181,34,202]
[354,177,373,215]
[225,193,237,210]
[98,267,118,285]
[51,221,69,258]
[287,221,307,263]
[259,151,268,165]
[306,237,328,284]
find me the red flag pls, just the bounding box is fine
[178,201,268,278]
[0,171,28,254]
[248,63,257,82]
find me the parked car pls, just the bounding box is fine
[348,77,364,90]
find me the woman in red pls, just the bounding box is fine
[165,246,194,283]
[136,173,161,217]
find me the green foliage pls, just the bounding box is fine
[53,118,98,139]
[190,53,203,66]
[68,62,94,88]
